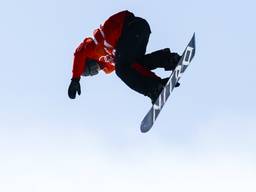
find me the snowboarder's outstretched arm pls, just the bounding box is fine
[68,37,116,99]
[68,11,133,99]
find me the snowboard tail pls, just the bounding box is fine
[140,33,196,133]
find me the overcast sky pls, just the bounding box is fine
[0,0,256,192]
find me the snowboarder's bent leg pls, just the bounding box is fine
[138,48,181,71]
[115,64,162,96]
[115,17,151,65]
[115,17,164,98]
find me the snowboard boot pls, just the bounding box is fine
[147,84,165,104]
[138,48,181,71]
[163,50,181,71]
[147,78,169,104]
[147,77,181,104]
[162,77,180,88]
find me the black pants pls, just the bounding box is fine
[114,17,175,96]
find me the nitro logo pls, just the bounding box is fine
[174,46,194,82]
[141,34,196,133]
[152,82,171,123]
[152,45,194,123]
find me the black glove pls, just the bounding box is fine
[68,78,81,99]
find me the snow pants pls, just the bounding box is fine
[114,16,176,97]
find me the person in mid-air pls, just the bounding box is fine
[68,10,181,103]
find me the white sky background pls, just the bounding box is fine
[0,0,256,191]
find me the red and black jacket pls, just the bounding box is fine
[72,10,159,81]
[72,10,134,78]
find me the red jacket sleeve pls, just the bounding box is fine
[72,52,85,78]
[72,38,93,78]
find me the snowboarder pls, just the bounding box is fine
[68,10,181,103]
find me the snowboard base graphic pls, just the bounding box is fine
[140,33,196,133]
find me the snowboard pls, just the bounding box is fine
[140,33,196,133]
